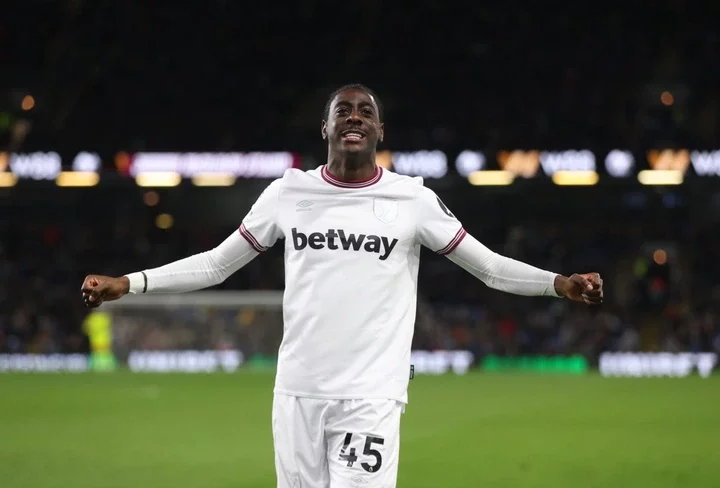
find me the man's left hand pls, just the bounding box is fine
[555,273,603,305]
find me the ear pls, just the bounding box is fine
[321,120,328,140]
[379,123,384,143]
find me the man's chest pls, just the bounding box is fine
[277,191,416,260]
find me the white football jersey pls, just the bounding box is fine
[240,165,466,403]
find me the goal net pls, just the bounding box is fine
[104,291,284,373]
[102,290,473,375]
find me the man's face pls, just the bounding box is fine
[322,89,383,154]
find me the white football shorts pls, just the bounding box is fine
[272,393,405,488]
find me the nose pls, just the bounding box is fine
[345,109,362,125]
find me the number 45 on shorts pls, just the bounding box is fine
[338,433,385,473]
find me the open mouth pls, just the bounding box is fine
[341,130,366,142]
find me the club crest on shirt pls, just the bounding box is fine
[373,198,398,224]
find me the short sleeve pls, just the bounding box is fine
[415,186,466,255]
[239,180,283,252]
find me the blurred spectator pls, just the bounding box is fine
[3,211,715,364]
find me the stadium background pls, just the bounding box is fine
[1,2,719,487]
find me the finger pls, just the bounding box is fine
[581,273,601,285]
[582,291,603,303]
[572,274,593,291]
[88,284,106,302]
[84,295,103,307]
[81,276,99,293]
[84,276,98,286]
[583,290,602,298]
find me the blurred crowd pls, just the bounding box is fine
[1,211,718,363]
[418,220,720,360]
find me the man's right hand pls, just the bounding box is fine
[81,275,130,308]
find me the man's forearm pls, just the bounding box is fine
[125,231,259,294]
[447,233,560,297]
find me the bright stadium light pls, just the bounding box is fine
[540,150,596,176]
[637,170,683,186]
[551,170,599,186]
[467,170,514,186]
[9,152,61,180]
[21,95,35,111]
[605,150,634,177]
[191,173,236,187]
[0,172,17,187]
[455,150,485,177]
[392,150,447,178]
[690,150,720,176]
[135,172,182,187]
[155,213,174,230]
[130,152,296,179]
[72,152,101,173]
[660,91,674,106]
[143,191,160,206]
[56,171,100,187]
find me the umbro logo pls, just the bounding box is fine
[296,200,313,212]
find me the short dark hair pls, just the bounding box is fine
[322,84,384,122]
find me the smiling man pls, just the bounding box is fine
[81,84,604,488]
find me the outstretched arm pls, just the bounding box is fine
[446,232,558,296]
[446,232,603,304]
[81,231,260,307]
[413,186,603,304]
[82,179,283,308]
[127,231,258,293]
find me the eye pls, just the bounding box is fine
[336,108,349,116]
[362,109,374,116]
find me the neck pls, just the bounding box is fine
[326,151,376,181]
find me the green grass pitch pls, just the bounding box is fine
[1,372,717,487]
